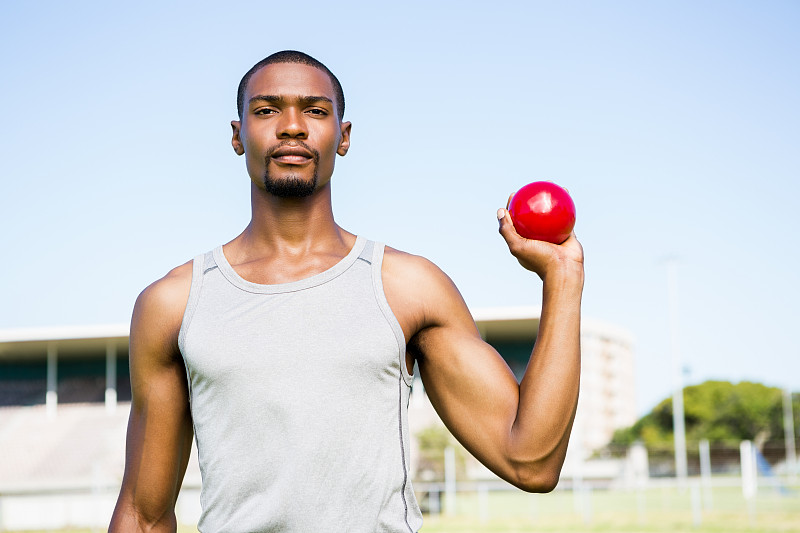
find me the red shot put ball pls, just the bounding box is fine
[507,181,576,244]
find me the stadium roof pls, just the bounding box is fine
[0,307,632,360]
[0,324,129,360]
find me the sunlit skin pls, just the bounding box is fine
[227,63,354,282]
[109,61,584,532]
[233,63,350,198]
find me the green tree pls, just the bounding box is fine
[611,380,799,449]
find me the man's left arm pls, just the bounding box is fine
[390,208,583,492]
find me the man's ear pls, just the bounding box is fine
[337,121,352,156]
[231,120,245,155]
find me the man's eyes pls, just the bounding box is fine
[253,108,329,116]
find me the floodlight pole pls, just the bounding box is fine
[784,389,797,484]
[666,258,688,488]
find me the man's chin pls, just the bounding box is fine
[263,174,317,198]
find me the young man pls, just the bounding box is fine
[109,51,584,533]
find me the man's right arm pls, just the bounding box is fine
[109,262,194,532]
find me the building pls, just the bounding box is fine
[469,307,636,459]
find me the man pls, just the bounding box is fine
[109,50,584,533]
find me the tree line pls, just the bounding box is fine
[611,380,799,449]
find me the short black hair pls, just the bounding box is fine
[237,50,345,121]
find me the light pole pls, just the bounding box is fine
[784,389,797,484]
[666,258,688,488]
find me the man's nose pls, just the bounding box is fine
[277,108,307,139]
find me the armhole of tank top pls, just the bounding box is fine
[178,253,206,357]
[371,242,414,386]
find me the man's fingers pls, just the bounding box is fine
[497,208,522,248]
[498,208,584,277]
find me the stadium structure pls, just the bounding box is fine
[0,307,635,530]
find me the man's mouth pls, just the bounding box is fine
[269,144,315,165]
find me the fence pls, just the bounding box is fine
[411,440,800,531]
[0,440,798,531]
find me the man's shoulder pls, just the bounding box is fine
[133,259,194,334]
[383,245,440,279]
[381,245,472,336]
[142,259,193,304]
[382,245,459,298]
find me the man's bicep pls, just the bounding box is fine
[411,271,523,482]
[113,279,193,529]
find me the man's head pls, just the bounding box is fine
[231,52,351,199]
[237,51,345,122]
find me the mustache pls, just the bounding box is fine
[265,140,320,162]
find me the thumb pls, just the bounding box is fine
[497,208,523,248]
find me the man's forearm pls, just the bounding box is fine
[508,268,583,488]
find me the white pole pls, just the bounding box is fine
[783,389,797,484]
[581,484,593,525]
[740,440,757,499]
[740,440,757,522]
[699,439,713,509]
[628,442,648,523]
[105,342,118,414]
[46,343,58,419]
[478,483,489,523]
[666,259,688,488]
[571,419,584,515]
[444,446,456,515]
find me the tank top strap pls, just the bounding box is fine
[358,239,376,264]
[370,241,385,268]
[202,250,218,274]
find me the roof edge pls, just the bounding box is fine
[0,307,634,344]
[0,324,130,343]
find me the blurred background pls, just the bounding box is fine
[1,1,798,531]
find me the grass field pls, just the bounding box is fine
[11,484,800,533]
[420,484,800,533]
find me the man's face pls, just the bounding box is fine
[231,63,351,197]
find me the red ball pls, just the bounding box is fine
[507,181,576,244]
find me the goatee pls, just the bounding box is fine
[263,172,318,197]
[263,142,320,198]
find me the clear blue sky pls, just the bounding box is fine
[1,1,798,415]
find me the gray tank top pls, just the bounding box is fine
[178,236,423,532]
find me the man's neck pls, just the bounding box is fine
[233,181,348,259]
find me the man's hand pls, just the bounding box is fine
[496,207,584,282]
